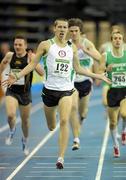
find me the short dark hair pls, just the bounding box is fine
[14,35,27,44]
[68,18,84,34]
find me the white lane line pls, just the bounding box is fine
[33,155,98,158]
[33,166,87,169]
[114,167,126,169]
[0,102,42,133]
[113,171,126,173]
[95,118,109,180]
[114,163,126,165]
[25,176,83,178]
[0,166,15,169]
[30,170,86,173]
[113,176,126,178]
[0,163,10,165]
[6,123,60,180]
[36,162,87,165]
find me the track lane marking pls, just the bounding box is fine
[95,118,109,180]
[6,123,60,180]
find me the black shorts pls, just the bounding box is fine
[107,87,126,107]
[41,86,74,107]
[74,80,92,99]
[6,87,32,106]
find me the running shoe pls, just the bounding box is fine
[22,138,29,156]
[5,128,16,145]
[122,132,126,145]
[72,141,80,151]
[113,146,120,158]
[56,157,64,169]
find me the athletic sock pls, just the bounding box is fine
[122,119,126,132]
[111,128,119,147]
[73,137,80,144]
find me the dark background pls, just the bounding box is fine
[0,0,126,49]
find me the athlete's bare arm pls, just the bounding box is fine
[78,38,101,62]
[2,40,50,86]
[98,53,107,73]
[28,53,44,76]
[16,40,50,79]
[72,44,111,84]
[0,52,13,75]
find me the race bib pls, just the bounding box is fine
[112,72,126,87]
[53,59,70,77]
[11,69,25,85]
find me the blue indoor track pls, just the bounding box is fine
[0,84,126,180]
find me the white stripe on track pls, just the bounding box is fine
[6,123,60,180]
[95,118,110,180]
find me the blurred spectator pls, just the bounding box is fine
[0,42,10,61]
